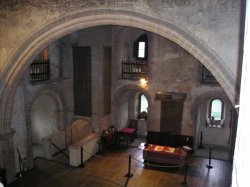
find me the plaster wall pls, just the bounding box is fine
[11,84,27,172]
[30,95,57,144]
[49,41,61,80]
[59,26,113,133]
[117,101,129,130]
[112,27,232,137]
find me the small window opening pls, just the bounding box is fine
[137,94,148,120]
[134,35,148,60]
[207,98,224,127]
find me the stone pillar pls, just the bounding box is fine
[24,103,34,170]
[0,129,16,183]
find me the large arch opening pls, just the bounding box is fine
[0,10,237,134]
[0,9,239,182]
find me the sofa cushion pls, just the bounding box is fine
[119,128,136,134]
[146,131,194,148]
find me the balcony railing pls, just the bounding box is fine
[30,59,50,82]
[122,60,148,80]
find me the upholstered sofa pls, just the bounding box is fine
[69,118,98,166]
[143,131,194,166]
[145,131,194,148]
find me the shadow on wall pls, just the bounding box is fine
[30,95,58,145]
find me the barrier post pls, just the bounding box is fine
[125,155,133,178]
[0,168,7,186]
[180,161,188,186]
[198,131,204,149]
[206,146,213,169]
[79,147,85,168]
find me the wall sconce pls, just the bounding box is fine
[139,78,148,88]
[139,78,148,84]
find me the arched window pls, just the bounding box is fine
[140,94,148,113]
[207,98,224,127]
[134,35,148,60]
[137,94,148,120]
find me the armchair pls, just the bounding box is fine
[118,119,138,145]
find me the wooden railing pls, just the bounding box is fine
[122,60,148,80]
[30,59,50,82]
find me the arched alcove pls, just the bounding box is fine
[191,91,235,160]
[23,87,66,167]
[112,84,151,134]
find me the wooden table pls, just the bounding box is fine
[143,144,187,166]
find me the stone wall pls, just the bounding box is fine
[112,26,233,139]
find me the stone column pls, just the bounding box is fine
[0,129,16,183]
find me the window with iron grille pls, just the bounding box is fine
[30,59,50,82]
[201,65,217,83]
[30,48,50,82]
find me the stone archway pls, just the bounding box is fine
[0,9,238,181]
[0,9,237,134]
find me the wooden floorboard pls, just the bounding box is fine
[8,140,232,187]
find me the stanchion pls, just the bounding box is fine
[79,147,85,168]
[206,146,213,169]
[0,168,7,186]
[198,131,204,149]
[180,161,188,186]
[125,155,133,178]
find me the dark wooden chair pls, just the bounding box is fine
[118,119,138,145]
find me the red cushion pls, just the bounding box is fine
[119,128,136,134]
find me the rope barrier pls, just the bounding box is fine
[82,173,124,187]
[81,147,130,160]
[131,156,185,168]
[73,142,190,186]
[81,145,187,169]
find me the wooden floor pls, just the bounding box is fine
[9,139,232,187]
